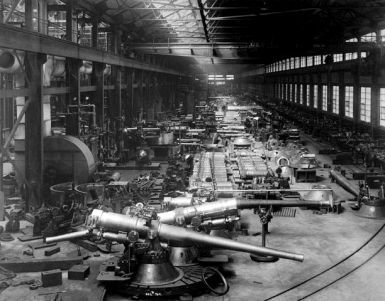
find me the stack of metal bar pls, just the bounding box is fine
[190,152,233,195]
[236,150,268,178]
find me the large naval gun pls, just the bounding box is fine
[46,208,304,297]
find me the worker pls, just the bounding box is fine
[212,132,223,145]
[276,166,282,178]
[244,117,252,133]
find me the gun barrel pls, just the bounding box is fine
[158,198,238,224]
[157,223,303,262]
[44,229,92,244]
[158,198,331,224]
[236,198,331,209]
[63,210,303,262]
[330,170,359,197]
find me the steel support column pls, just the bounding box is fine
[0,108,3,193]
[24,52,46,210]
[66,58,82,136]
[138,70,144,121]
[126,69,134,125]
[92,63,105,130]
[338,71,345,118]
[144,72,151,121]
[111,66,122,154]
[353,40,362,125]
[371,29,381,129]
[65,0,75,41]
[91,18,98,49]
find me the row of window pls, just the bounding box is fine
[266,52,366,73]
[346,29,385,43]
[266,29,383,74]
[208,74,234,81]
[273,84,385,126]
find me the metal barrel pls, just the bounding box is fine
[236,198,331,209]
[330,169,359,197]
[158,198,330,224]
[157,222,304,262]
[44,229,92,244]
[158,198,238,224]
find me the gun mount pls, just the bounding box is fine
[46,209,303,297]
[46,209,303,262]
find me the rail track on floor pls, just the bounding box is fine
[265,222,385,300]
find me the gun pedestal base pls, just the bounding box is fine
[98,257,221,298]
[250,214,279,263]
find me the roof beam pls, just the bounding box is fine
[0,23,185,76]
[130,41,377,60]
[197,0,209,42]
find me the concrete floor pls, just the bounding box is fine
[1,131,385,301]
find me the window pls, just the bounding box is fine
[333,53,343,62]
[345,52,358,60]
[306,84,310,106]
[332,86,339,114]
[361,52,367,58]
[300,84,304,104]
[289,84,293,102]
[314,55,322,65]
[346,37,358,43]
[360,87,371,122]
[322,85,328,111]
[295,57,300,69]
[314,85,318,108]
[381,29,385,42]
[226,75,234,80]
[361,32,376,42]
[345,86,354,118]
[286,84,289,101]
[300,57,306,68]
[306,56,313,67]
[380,88,385,126]
[294,84,297,102]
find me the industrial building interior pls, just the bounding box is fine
[1,0,385,300]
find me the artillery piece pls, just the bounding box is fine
[157,196,332,263]
[46,208,303,298]
[330,169,385,219]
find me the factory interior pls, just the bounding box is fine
[1,0,385,300]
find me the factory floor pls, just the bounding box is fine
[1,133,385,301]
